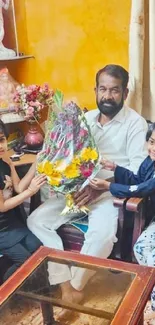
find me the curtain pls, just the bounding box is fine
[126,0,155,121]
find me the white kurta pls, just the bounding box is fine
[85,104,147,177]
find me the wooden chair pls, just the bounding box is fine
[57,197,146,263]
[58,193,154,264]
[123,197,152,261]
[112,197,145,262]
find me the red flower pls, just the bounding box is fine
[80,164,94,178]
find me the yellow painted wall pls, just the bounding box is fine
[9,0,131,110]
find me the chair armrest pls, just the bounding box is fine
[113,197,127,208]
[126,197,144,212]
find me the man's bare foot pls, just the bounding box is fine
[56,281,84,322]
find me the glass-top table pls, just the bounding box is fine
[0,246,155,325]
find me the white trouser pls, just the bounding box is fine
[27,192,118,291]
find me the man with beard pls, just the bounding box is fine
[27,64,147,321]
[74,64,148,207]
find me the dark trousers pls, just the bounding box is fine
[1,231,42,281]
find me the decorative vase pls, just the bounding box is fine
[24,122,44,149]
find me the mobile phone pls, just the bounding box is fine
[10,156,20,161]
[10,152,24,159]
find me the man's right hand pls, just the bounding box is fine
[73,185,104,207]
[28,174,47,195]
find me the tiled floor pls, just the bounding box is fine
[144,301,155,325]
[1,298,155,325]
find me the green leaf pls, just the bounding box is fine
[53,89,63,110]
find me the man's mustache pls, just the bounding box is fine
[101,100,116,106]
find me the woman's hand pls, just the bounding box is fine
[89,178,110,190]
[100,159,117,171]
[28,174,47,195]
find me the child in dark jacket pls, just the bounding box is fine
[0,120,46,281]
[89,122,155,315]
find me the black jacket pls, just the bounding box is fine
[110,156,155,213]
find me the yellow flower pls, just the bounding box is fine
[89,149,98,161]
[48,169,62,187]
[72,156,81,165]
[48,177,61,186]
[43,161,54,176]
[37,163,44,174]
[64,163,80,179]
[80,148,98,162]
[51,169,62,179]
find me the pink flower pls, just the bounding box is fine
[80,165,93,178]
[66,120,73,126]
[28,85,37,91]
[35,101,41,107]
[76,142,83,150]
[63,149,70,157]
[46,146,50,154]
[79,128,88,138]
[50,132,57,140]
[43,83,49,91]
[66,133,73,141]
[29,101,36,106]
[14,83,52,121]
[27,106,34,114]
[25,106,34,118]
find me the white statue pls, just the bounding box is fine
[0,0,16,58]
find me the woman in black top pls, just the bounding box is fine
[0,120,46,281]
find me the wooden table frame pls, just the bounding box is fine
[0,246,155,325]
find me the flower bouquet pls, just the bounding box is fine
[14,83,53,122]
[36,90,101,214]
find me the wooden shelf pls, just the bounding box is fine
[0,55,34,61]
